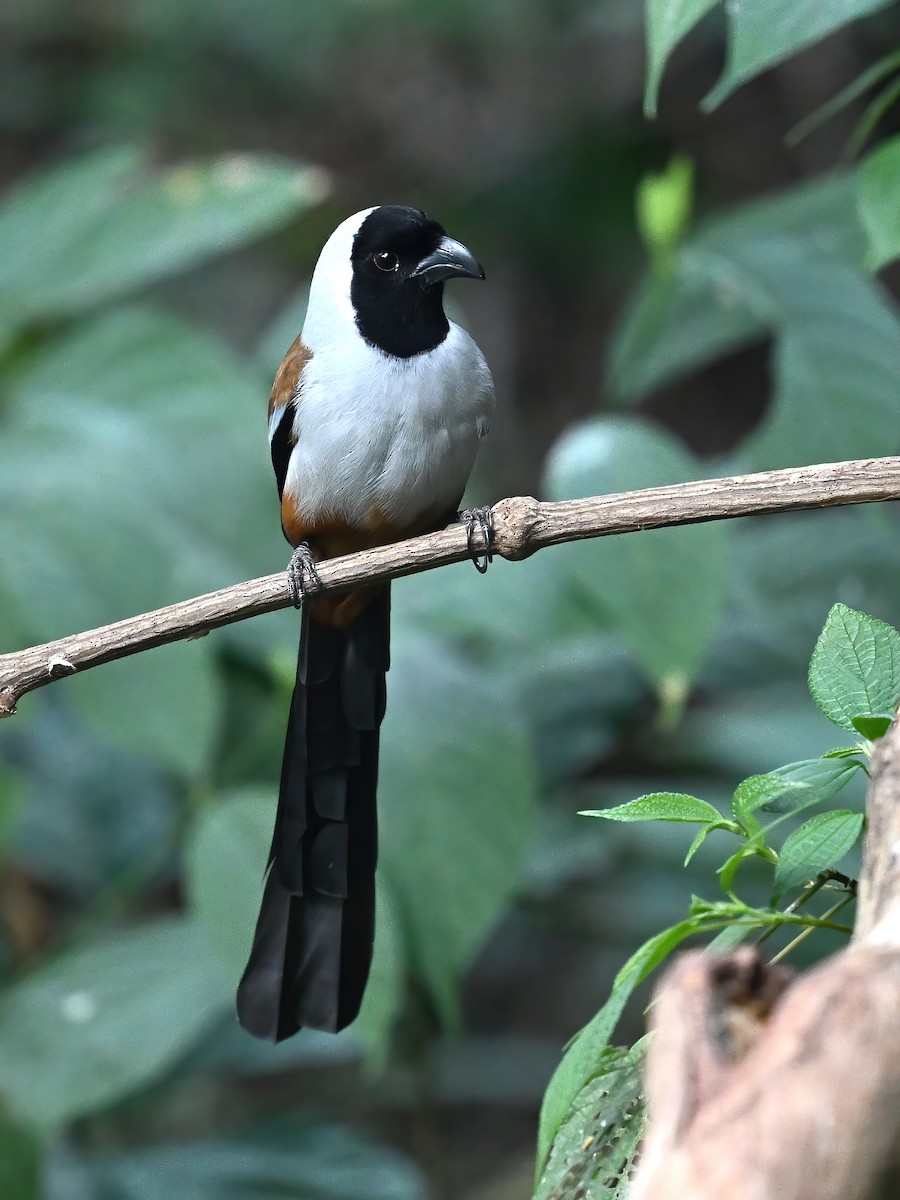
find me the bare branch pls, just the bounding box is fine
[2,455,899,716]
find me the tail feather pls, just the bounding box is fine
[236,587,390,1040]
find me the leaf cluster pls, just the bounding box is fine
[536,601,900,1191]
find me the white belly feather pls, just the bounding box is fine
[283,322,494,528]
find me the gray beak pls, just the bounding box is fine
[410,235,485,284]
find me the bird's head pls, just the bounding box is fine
[304,205,485,359]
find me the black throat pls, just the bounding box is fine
[350,207,450,359]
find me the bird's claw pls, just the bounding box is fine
[458,506,494,574]
[287,542,322,608]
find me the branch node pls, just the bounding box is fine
[47,655,77,679]
[492,495,541,560]
[0,687,17,717]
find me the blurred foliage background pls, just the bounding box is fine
[1,1,900,1197]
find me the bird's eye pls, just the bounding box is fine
[373,250,399,272]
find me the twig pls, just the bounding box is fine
[767,893,856,964]
[1,455,899,717]
[755,869,858,949]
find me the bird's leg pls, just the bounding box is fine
[287,542,323,608]
[457,506,494,574]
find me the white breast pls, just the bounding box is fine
[283,323,494,529]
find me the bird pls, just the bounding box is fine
[236,205,495,1041]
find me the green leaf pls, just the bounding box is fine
[665,685,846,782]
[644,0,720,116]
[0,147,141,326]
[46,1125,426,1200]
[1,308,285,772]
[186,789,276,975]
[809,603,900,732]
[774,810,865,894]
[581,792,723,824]
[0,1112,40,1200]
[684,822,729,866]
[753,266,900,470]
[64,641,220,777]
[609,250,763,403]
[765,757,863,814]
[732,773,795,821]
[536,918,699,1177]
[645,0,895,116]
[544,418,727,688]
[6,705,177,900]
[851,714,893,740]
[0,147,327,324]
[611,177,900,473]
[379,632,538,1027]
[706,918,757,952]
[705,0,894,109]
[859,137,900,270]
[515,637,639,784]
[0,761,24,859]
[352,883,405,1059]
[636,157,694,256]
[0,920,231,1130]
[535,1041,645,1200]
[392,540,580,655]
[717,844,762,892]
[822,746,868,760]
[609,175,868,410]
[6,306,283,594]
[846,75,900,161]
[787,51,900,147]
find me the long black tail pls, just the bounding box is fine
[236,587,390,1040]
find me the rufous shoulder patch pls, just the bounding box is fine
[267,336,313,425]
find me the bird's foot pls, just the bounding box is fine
[458,506,494,574]
[287,542,322,608]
